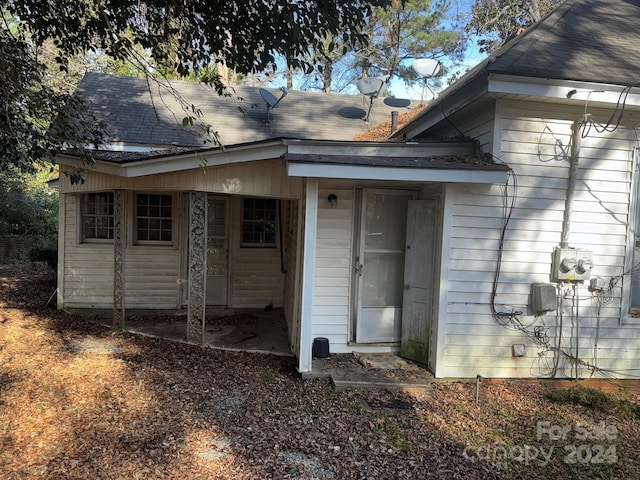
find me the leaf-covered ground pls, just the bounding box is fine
[1,263,639,479]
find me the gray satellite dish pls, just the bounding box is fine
[259,86,288,124]
[356,76,388,122]
[259,88,279,107]
[412,58,442,78]
[356,77,387,97]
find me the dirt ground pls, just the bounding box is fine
[1,263,639,479]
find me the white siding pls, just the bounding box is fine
[282,200,302,354]
[311,183,354,351]
[439,99,639,378]
[59,159,301,310]
[61,195,182,309]
[59,159,302,199]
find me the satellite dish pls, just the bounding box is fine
[356,77,387,97]
[412,58,442,78]
[259,87,288,124]
[259,88,278,107]
[356,76,389,122]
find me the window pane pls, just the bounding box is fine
[135,193,172,243]
[241,198,277,246]
[82,192,114,242]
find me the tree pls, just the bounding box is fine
[357,0,462,82]
[1,0,390,170]
[466,0,563,53]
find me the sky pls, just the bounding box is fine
[262,0,488,102]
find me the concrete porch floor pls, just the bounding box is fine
[86,308,293,356]
[71,308,438,391]
[305,352,436,392]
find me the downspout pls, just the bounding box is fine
[560,117,587,247]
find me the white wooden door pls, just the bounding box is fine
[400,200,437,364]
[355,189,415,343]
[206,196,229,306]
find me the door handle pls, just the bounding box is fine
[355,264,363,276]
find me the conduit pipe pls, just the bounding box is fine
[560,116,587,247]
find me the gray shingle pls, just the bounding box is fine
[486,0,640,85]
[75,73,418,148]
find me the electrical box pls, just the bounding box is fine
[551,247,593,282]
[531,283,557,313]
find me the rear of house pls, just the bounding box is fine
[396,0,640,379]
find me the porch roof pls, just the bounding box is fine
[58,138,509,184]
[285,152,509,184]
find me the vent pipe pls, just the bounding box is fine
[390,111,399,134]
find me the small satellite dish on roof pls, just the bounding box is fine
[356,76,389,122]
[412,58,443,102]
[259,86,288,124]
[412,58,442,78]
[356,77,387,98]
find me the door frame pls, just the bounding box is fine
[352,187,418,344]
[205,194,230,307]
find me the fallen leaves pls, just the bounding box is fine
[0,263,639,479]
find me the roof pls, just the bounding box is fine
[75,73,418,149]
[484,0,640,86]
[397,0,640,138]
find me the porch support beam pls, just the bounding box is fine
[113,189,126,329]
[187,191,207,343]
[298,179,318,373]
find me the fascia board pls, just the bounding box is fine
[287,162,508,184]
[122,143,287,177]
[56,142,288,178]
[488,74,640,107]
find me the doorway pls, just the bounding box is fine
[206,196,229,306]
[354,189,416,343]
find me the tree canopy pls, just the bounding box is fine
[466,0,562,53]
[1,0,390,171]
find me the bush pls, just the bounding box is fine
[29,245,58,270]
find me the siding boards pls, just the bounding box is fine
[60,159,303,199]
[311,183,354,350]
[442,99,638,378]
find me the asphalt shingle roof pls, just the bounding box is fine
[75,73,417,148]
[485,0,640,86]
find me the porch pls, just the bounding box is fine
[78,308,293,356]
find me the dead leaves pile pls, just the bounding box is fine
[0,263,640,479]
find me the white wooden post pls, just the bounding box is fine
[298,179,318,373]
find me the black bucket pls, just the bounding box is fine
[312,337,330,359]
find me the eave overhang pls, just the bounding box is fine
[56,138,509,185]
[397,73,640,140]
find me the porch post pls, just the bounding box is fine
[187,191,207,343]
[113,189,126,329]
[298,179,318,373]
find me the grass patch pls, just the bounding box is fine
[545,384,640,419]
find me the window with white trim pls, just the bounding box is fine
[135,193,173,244]
[241,197,277,247]
[81,192,114,242]
[628,148,640,313]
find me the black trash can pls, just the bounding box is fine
[312,337,330,359]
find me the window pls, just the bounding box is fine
[242,197,277,246]
[136,193,173,244]
[81,192,114,242]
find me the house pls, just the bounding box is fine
[57,0,640,380]
[56,73,506,374]
[391,0,640,378]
